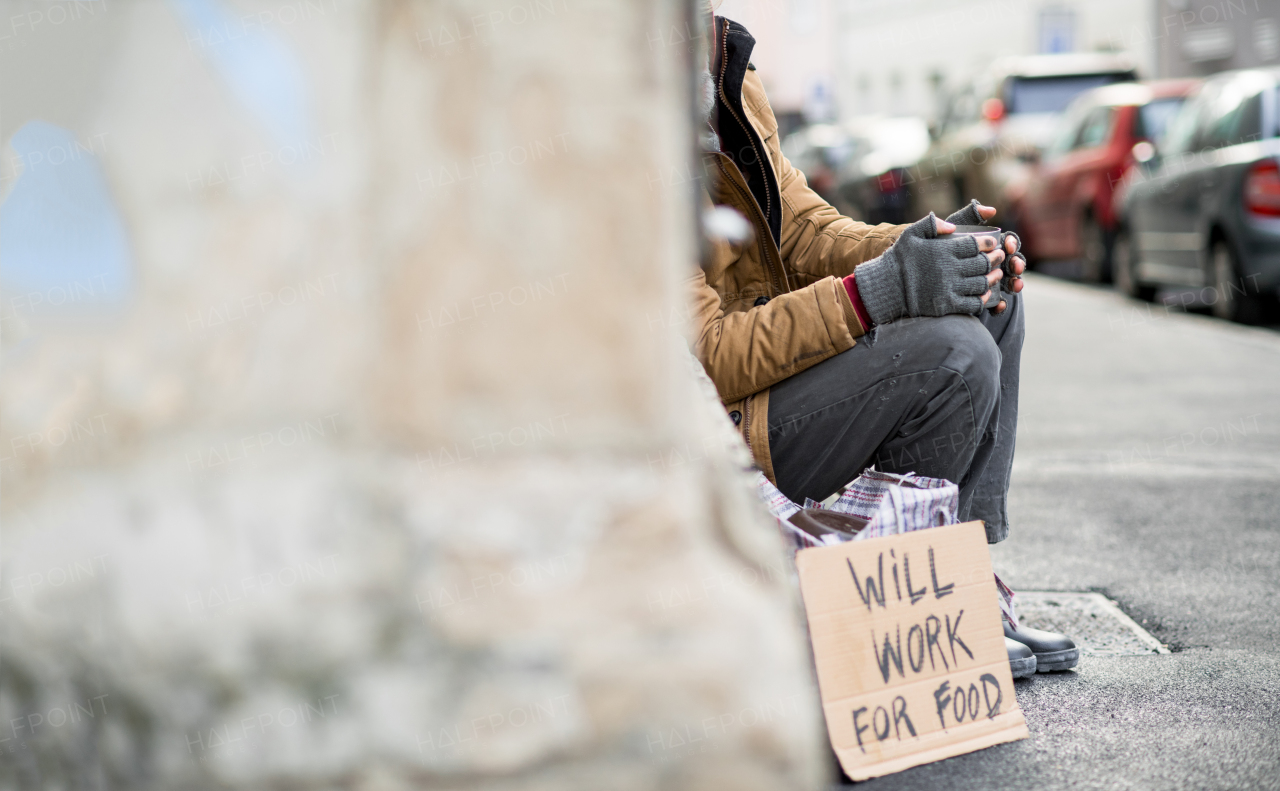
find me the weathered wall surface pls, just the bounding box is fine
[0,1,826,788]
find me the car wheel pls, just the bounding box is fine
[1207,238,1266,323]
[1113,228,1155,301]
[1078,214,1110,283]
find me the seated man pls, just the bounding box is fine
[688,9,1075,676]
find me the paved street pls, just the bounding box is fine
[856,274,1280,790]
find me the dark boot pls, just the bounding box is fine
[1006,637,1036,678]
[1005,621,1079,672]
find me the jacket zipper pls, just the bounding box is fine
[718,27,772,232]
[714,156,785,296]
[716,24,790,295]
[742,393,754,450]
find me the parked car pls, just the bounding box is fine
[834,116,932,224]
[1113,68,1280,322]
[1011,79,1198,280]
[912,53,1139,223]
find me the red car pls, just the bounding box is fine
[1011,79,1199,281]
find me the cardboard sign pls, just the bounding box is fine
[795,521,1027,781]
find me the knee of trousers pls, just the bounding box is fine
[930,315,1001,424]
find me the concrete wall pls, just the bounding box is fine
[0,1,826,788]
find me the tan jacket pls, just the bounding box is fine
[689,21,905,483]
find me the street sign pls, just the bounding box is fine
[796,521,1028,781]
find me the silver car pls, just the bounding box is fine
[1114,68,1280,322]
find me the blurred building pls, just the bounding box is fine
[832,0,1158,126]
[1155,0,1280,76]
[717,0,838,137]
[714,0,1171,129]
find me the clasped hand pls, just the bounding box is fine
[943,200,1025,315]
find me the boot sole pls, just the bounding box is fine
[1034,648,1080,672]
[1009,656,1037,679]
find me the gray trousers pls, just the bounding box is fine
[767,293,1023,543]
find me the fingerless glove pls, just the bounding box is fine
[947,200,1021,310]
[854,213,991,324]
[945,198,986,226]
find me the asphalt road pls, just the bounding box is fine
[851,274,1280,790]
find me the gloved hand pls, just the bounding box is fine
[1002,232,1024,291]
[946,200,1024,312]
[984,232,1024,311]
[855,213,994,324]
[946,198,987,226]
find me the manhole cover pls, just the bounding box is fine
[1014,592,1169,657]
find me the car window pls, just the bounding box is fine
[1074,106,1115,149]
[1045,103,1090,157]
[1191,73,1274,150]
[1161,87,1212,155]
[1199,92,1263,149]
[1005,72,1134,114]
[1135,97,1187,142]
